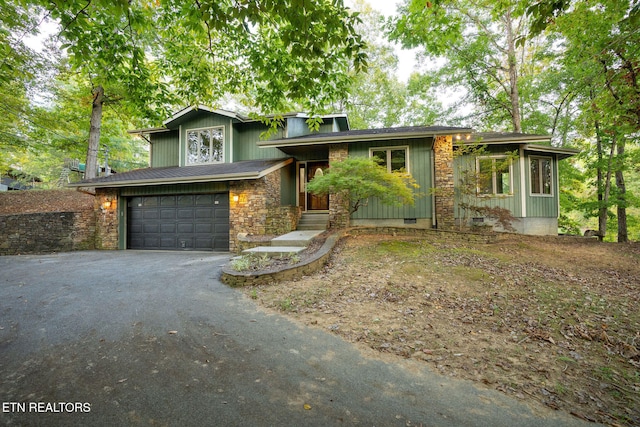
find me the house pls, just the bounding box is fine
[1,169,42,191]
[68,106,577,252]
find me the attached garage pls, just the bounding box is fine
[67,158,295,252]
[127,193,229,251]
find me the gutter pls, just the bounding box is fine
[258,129,473,148]
[66,159,293,189]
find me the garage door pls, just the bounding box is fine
[127,193,229,251]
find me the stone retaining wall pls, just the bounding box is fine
[221,232,342,287]
[0,210,95,255]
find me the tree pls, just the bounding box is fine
[0,1,49,173]
[389,0,541,132]
[339,0,442,129]
[306,157,419,215]
[549,0,640,242]
[19,0,368,178]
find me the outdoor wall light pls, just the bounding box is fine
[232,195,239,203]
[102,200,112,209]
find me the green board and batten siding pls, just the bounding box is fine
[453,152,523,218]
[524,152,559,218]
[349,138,434,221]
[453,150,560,220]
[150,130,179,167]
[233,122,287,161]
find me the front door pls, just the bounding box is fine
[298,161,329,211]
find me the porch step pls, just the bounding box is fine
[297,212,329,230]
[242,246,306,257]
[270,230,324,247]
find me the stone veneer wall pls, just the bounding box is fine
[94,188,119,250]
[328,144,351,229]
[0,190,96,255]
[229,170,299,253]
[433,135,455,229]
[0,210,95,255]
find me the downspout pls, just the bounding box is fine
[179,125,183,166]
[551,155,560,221]
[229,119,234,162]
[431,146,437,228]
[519,145,527,219]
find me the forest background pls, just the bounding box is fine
[1,0,638,242]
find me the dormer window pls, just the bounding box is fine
[186,127,224,165]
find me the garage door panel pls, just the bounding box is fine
[195,208,213,219]
[195,238,213,249]
[143,210,159,220]
[160,237,177,248]
[196,194,214,205]
[177,209,195,219]
[215,208,229,219]
[177,223,194,233]
[160,209,177,220]
[143,223,159,233]
[142,197,158,207]
[177,195,194,206]
[195,223,212,233]
[160,223,176,233]
[144,236,160,247]
[128,193,229,251]
[160,196,177,206]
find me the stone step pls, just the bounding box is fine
[297,213,329,230]
[270,230,324,247]
[242,246,306,257]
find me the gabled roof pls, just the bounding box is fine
[67,158,292,189]
[164,105,250,127]
[258,125,474,149]
[128,106,350,135]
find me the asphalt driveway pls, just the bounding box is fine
[0,251,596,426]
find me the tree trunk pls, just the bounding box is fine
[85,85,104,180]
[504,9,522,133]
[615,139,628,243]
[595,121,615,241]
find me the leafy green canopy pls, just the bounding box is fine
[306,157,419,214]
[37,0,367,122]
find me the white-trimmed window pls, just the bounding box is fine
[476,156,512,195]
[370,146,409,172]
[186,127,224,165]
[530,156,553,196]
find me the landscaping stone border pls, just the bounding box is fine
[221,231,344,287]
[220,226,497,287]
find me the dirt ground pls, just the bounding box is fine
[0,189,94,214]
[244,232,640,427]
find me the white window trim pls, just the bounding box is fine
[185,125,225,166]
[368,146,410,173]
[529,156,554,197]
[476,155,514,197]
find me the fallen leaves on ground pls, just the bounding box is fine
[246,233,640,427]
